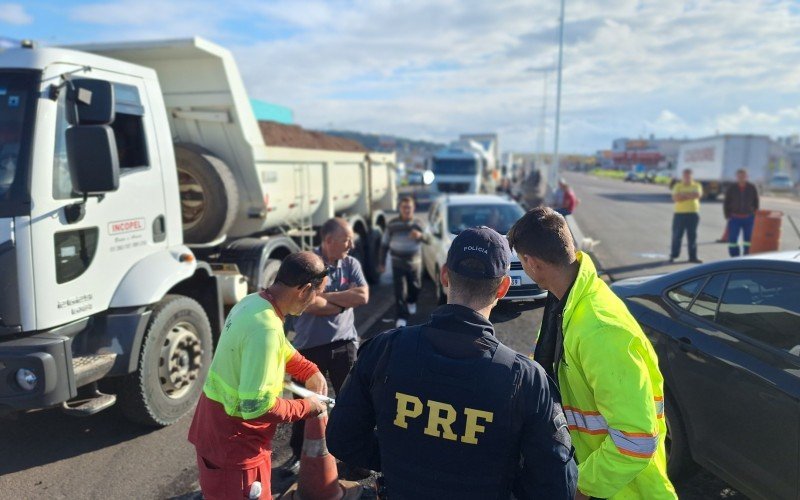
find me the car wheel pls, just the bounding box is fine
[665,393,698,481]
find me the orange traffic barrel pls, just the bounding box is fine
[750,210,783,254]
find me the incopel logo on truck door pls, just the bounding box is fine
[108,218,148,253]
[108,218,145,235]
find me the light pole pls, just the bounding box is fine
[550,0,566,196]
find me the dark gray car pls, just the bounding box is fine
[611,252,800,500]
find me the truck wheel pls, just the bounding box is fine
[665,393,698,480]
[260,258,282,289]
[364,228,384,284]
[119,295,213,427]
[175,143,239,244]
[350,233,366,265]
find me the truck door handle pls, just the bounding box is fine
[153,215,166,243]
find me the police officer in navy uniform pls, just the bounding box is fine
[328,227,577,499]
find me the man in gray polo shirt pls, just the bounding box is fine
[285,217,369,471]
[379,196,430,328]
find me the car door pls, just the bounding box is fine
[667,270,800,499]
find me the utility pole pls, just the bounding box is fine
[536,72,549,174]
[551,0,566,195]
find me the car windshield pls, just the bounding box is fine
[0,70,38,217]
[448,203,524,235]
[432,158,479,175]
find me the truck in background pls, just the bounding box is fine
[0,37,395,426]
[429,133,498,195]
[676,135,787,199]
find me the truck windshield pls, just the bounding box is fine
[448,203,525,235]
[0,70,38,217]
[433,158,479,175]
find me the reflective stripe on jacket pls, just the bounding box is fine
[556,252,676,499]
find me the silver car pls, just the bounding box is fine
[421,194,547,303]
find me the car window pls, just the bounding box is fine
[447,203,524,235]
[666,277,705,310]
[717,271,800,355]
[689,274,727,320]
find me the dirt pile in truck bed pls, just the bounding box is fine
[259,121,367,152]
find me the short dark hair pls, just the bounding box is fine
[320,217,349,240]
[447,258,504,308]
[399,196,415,206]
[274,251,327,288]
[507,207,575,267]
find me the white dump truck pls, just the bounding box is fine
[677,135,785,199]
[0,38,395,425]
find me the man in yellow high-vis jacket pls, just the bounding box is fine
[508,207,677,499]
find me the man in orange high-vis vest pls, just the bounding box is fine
[188,252,330,500]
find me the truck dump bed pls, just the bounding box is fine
[72,38,395,237]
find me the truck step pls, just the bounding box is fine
[62,389,117,417]
[73,353,117,387]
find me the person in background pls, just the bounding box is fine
[508,208,677,500]
[283,217,369,474]
[379,196,429,328]
[670,168,703,263]
[554,178,579,215]
[328,227,577,499]
[188,252,329,500]
[723,168,759,257]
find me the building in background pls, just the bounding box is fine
[598,135,689,171]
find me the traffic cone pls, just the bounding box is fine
[282,411,362,500]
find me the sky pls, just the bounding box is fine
[3,0,800,153]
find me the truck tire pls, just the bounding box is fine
[260,258,282,289]
[364,228,384,284]
[119,295,213,427]
[350,233,366,266]
[175,143,239,244]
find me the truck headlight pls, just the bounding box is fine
[16,369,37,391]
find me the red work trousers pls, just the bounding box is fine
[196,453,271,499]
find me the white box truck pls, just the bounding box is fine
[429,136,498,195]
[0,38,395,425]
[677,135,781,199]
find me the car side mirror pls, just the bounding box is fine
[66,79,115,126]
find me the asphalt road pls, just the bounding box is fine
[4,174,792,498]
[566,171,800,281]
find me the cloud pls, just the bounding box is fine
[37,0,800,151]
[714,105,800,135]
[67,0,234,41]
[0,3,33,25]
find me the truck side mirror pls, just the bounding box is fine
[66,79,115,126]
[66,125,120,194]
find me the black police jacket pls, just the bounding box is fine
[327,304,577,499]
